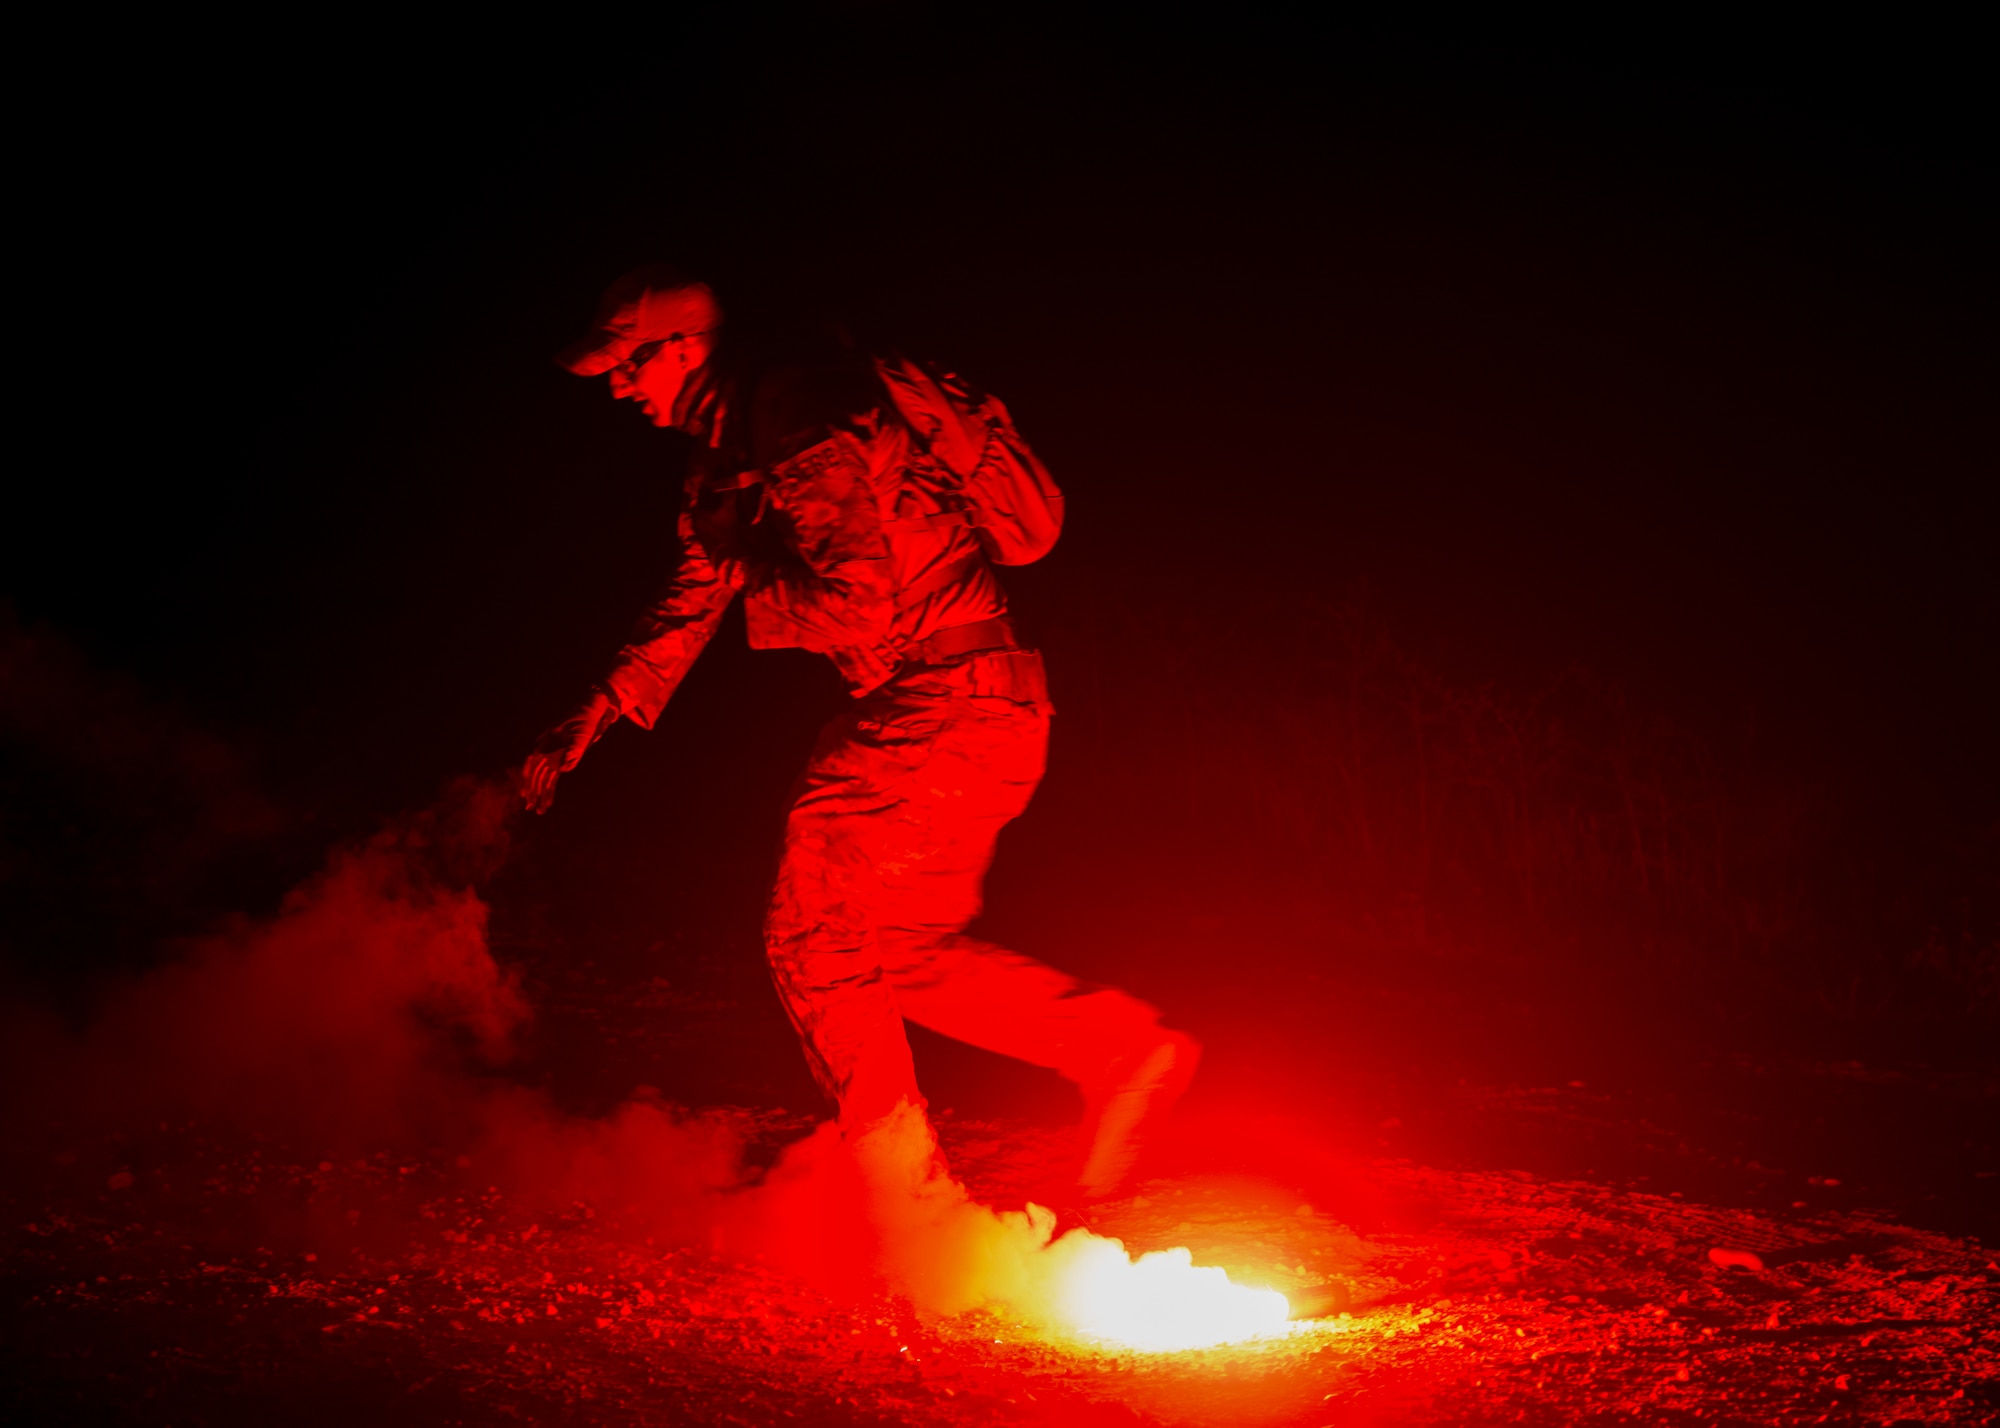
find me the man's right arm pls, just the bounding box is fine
[599,526,745,729]
[520,508,744,813]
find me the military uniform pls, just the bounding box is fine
[592,349,1168,1130]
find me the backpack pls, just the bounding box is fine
[873,354,1064,565]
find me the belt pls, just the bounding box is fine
[906,615,1022,666]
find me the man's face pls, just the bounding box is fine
[606,330,715,426]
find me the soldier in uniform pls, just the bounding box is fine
[521,265,1196,1197]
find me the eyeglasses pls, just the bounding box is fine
[618,329,718,375]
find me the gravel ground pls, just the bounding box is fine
[6,1097,1995,1426]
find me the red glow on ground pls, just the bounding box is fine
[5,784,1992,1421]
[10,1118,1994,1424]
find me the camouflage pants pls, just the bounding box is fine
[765,648,1165,1130]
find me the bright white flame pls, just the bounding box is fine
[1049,1235,1292,1351]
[836,1108,1303,1351]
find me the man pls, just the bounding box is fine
[521,265,1196,1198]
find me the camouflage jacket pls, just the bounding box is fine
[599,354,1030,724]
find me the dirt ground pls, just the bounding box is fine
[7,966,1997,1427]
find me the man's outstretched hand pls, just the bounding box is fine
[520,691,618,815]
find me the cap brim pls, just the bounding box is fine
[555,330,629,376]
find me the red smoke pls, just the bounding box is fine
[0,622,1225,1326]
[1,772,1247,1332]
[0,773,901,1297]
[8,781,523,1146]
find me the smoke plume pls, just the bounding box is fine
[0,762,1167,1334]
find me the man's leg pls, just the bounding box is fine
[763,703,1006,1308]
[864,684,1198,1192]
[764,703,931,1133]
[886,939,1169,1084]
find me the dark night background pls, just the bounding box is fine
[6,10,1996,1228]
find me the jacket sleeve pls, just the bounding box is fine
[598,503,745,729]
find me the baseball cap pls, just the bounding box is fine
[555,264,722,376]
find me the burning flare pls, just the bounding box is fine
[846,1104,1300,1351]
[1045,1232,1293,1351]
